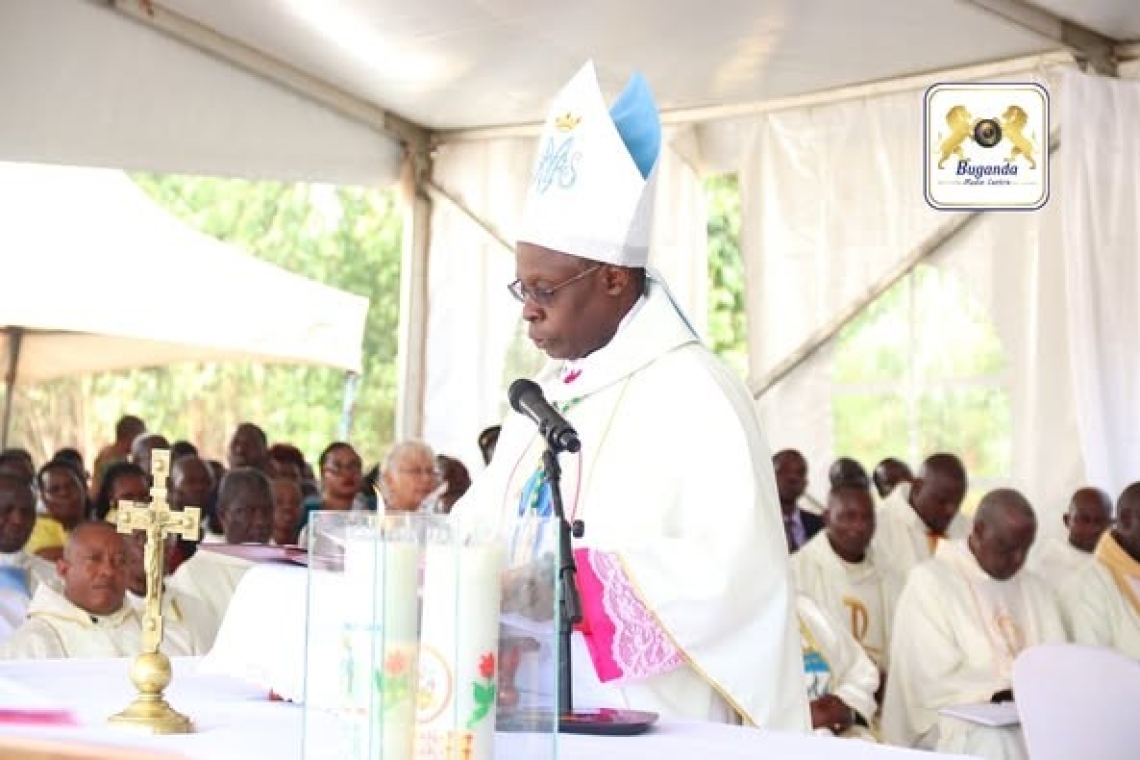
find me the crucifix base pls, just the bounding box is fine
[107,651,194,734]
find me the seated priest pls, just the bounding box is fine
[798,594,879,740]
[0,474,55,596]
[1061,482,1140,658]
[882,489,1067,760]
[792,485,899,673]
[168,468,274,639]
[122,530,214,655]
[1034,486,1112,591]
[0,522,144,658]
[873,453,971,578]
[450,61,807,731]
[381,440,441,513]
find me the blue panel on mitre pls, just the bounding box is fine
[609,73,661,180]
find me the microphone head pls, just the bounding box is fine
[508,378,542,413]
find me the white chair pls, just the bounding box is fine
[1013,643,1140,760]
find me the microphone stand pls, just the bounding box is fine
[539,438,656,736]
[542,446,582,717]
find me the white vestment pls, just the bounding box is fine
[1060,532,1140,659]
[872,490,971,579]
[1032,536,1094,594]
[882,541,1067,760]
[0,550,57,595]
[126,585,216,655]
[791,533,899,670]
[452,283,808,731]
[797,595,879,739]
[168,549,254,640]
[0,585,143,659]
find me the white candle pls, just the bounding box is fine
[416,543,504,760]
[341,536,421,760]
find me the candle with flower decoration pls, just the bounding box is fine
[416,542,504,760]
[343,535,421,760]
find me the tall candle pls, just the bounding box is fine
[416,543,504,760]
[342,536,421,760]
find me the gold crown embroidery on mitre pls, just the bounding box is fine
[554,112,581,132]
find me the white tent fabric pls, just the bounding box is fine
[737,65,1087,532]
[1061,71,1140,499]
[0,0,401,186]
[0,161,369,380]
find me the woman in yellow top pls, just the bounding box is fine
[25,459,88,561]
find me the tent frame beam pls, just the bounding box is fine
[963,0,1117,75]
[96,0,430,150]
[434,51,1075,143]
[750,133,1062,398]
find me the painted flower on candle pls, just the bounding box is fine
[373,647,415,711]
[466,651,497,729]
[478,653,495,679]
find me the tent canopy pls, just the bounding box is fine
[2,1,1132,176]
[0,161,369,382]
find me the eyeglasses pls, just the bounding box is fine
[507,264,602,306]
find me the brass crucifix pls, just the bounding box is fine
[108,449,202,734]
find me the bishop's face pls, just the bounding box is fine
[514,243,614,361]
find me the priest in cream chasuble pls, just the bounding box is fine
[882,489,1067,760]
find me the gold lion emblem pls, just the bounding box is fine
[1000,105,1037,169]
[937,105,973,169]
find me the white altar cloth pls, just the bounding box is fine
[0,658,970,760]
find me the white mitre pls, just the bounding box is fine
[517,61,661,267]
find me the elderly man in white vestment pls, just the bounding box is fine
[450,62,807,731]
[168,468,274,639]
[873,453,971,578]
[882,489,1066,760]
[1061,482,1140,658]
[1033,486,1112,591]
[0,522,195,659]
[792,486,899,673]
[797,594,879,740]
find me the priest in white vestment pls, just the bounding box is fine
[797,594,879,740]
[1032,487,1112,592]
[882,489,1067,760]
[0,522,188,659]
[123,530,215,654]
[873,453,971,578]
[792,486,899,672]
[168,468,274,639]
[1061,482,1140,658]
[0,474,56,599]
[451,61,807,731]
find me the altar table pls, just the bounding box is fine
[0,658,974,760]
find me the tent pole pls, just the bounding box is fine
[1,328,23,449]
[394,148,433,443]
[749,134,1061,399]
[338,371,361,440]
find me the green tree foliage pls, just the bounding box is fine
[9,177,402,468]
[705,175,749,377]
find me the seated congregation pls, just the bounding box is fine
[1,415,1138,760]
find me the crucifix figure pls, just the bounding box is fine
[116,449,201,653]
[109,448,200,734]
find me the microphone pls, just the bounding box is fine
[508,379,581,454]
